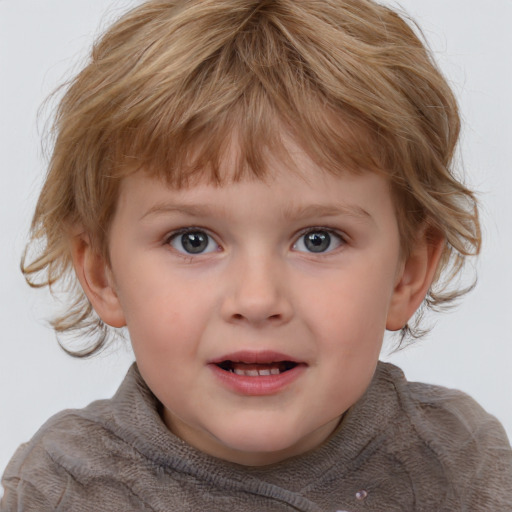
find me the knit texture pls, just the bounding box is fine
[2,362,511,511]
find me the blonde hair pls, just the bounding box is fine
[23,0,480,356]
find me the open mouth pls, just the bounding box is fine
[209,352,305,394]
[216,361,298,377]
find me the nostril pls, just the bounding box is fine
[231,313,282,322]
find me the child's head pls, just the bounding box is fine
[23,0,480,463]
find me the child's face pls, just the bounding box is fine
[99,145,411,466]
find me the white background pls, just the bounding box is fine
[1,0,511,477]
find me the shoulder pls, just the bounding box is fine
[377,362,512,507]
[381,362,510,455]
[1,366,156,511]
[1,402,126,511]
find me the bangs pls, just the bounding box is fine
[26,0,480,353]
[96,2,386,188]
[111,86,384,189]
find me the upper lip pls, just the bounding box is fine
[208,350,303,365]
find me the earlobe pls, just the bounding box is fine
[71,233,126,328]
[386,230,444,331]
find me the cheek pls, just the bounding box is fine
[318,271,393,323]
[302,261,397,351]
[121,276,217,360]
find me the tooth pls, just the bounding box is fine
[270,368,280,375]
[246,369,259,377]
[258,369,271,376]
[234,368,245,376]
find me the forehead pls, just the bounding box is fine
[116,143,396,228]
[133,122,383,191]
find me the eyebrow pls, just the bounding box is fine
[140,202,373,222]
[280,203,372,222]
[140,203,227,221]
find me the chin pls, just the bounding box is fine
[212,424,311,465]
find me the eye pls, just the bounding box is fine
[169,229,220,255]
[293,229,344,254]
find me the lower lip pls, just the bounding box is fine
[208,364,306,396]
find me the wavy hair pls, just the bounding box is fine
[23,0,480,355]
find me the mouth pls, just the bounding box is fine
[215,360,298,377]
[208,350,306,394]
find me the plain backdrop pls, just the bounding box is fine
[1,0,511,478]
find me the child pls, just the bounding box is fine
[2,0,511,510]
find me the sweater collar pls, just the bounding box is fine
[108,361,403,491]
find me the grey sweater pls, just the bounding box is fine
[2,362,511,511]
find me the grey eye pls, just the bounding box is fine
[170,230,218,254]
[294,230,343,253]
[304,231,331,252]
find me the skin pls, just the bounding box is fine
[73,143,442,466]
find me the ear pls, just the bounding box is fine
[386,229,444,331]
[70,233,126,328]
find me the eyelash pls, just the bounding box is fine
[166,228,220,256]
[165,226,348,256]
[292,227,347,254]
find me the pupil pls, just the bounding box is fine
[182,232,208,253]
[305,231,330,252]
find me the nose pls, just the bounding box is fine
[220,253,293,327]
